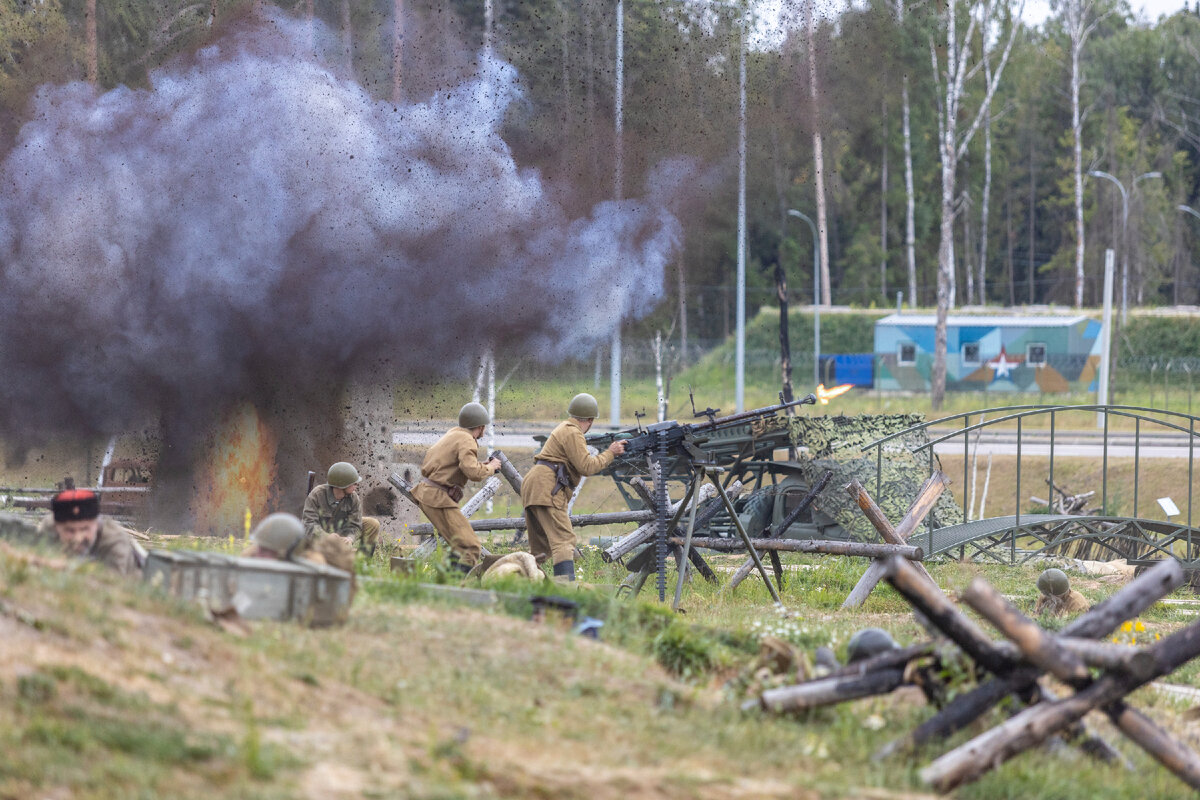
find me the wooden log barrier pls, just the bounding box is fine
[876,558,1186,758]
[841,473,947,609]
[602,482,724,562]
[963,573,1200,789]
[492,450,524,494]
[668,537,923,560]
[920,619,1200,792]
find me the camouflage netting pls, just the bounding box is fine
[762,414,964,543]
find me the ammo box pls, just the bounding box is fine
[143,549,353,627]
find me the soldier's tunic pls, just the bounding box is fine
[301,484,381,550]
[410,426,494,567]
[521,419,615,565]
[1035,588,1090,616]
[37,514,139,576]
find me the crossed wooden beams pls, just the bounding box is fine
[890,554,1200,792]
[752,473,1200,792]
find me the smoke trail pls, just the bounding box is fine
[0,8,687,453]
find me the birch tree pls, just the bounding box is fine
[806,0,831,306]
[893,0,919,307]
[1060,0,1109,308]
[930,0,1022,409]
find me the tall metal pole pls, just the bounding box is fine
[1098,248,1114,429]
[734,5,747,412]
[788,209,820,388]
[610,0,624,426]
[1090,170,1160,324]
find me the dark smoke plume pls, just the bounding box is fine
[0,9,686,521]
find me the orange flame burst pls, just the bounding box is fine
[191,403,279,536]
[815,383,854,405]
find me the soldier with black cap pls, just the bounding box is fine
[36,488,140,576]
[302,461,381,555]
[521,393,625,581]
[411,402,501,571]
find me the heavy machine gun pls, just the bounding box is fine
[583,392,818,601]
[586,392,818,467]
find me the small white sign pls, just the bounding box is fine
[1158,497,1181,518]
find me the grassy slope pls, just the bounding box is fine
[5,539,1200,799]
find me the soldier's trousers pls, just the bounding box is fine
[418,503,482,567]
[361,516,381,549]
[524,504,575,566]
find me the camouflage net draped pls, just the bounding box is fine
[756,414,965,543]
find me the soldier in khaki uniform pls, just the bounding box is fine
[302,462,381,555]
[1034,567,1090,616]
[410,402,500,570]
[37,488,141,576]
[521,393,625,581]
[243,512,357,597]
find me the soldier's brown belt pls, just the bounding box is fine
[534,459,572,496]
[421,477,464,503]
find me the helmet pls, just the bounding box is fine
[567,393,599,419]
[250,513,305,556]
[846,628,898,663]
[327,462,361,489]
[458,402,490,429]
[1038,568,1070,597]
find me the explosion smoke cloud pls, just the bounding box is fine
[0,8,686,449]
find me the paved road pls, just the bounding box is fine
[394,424,1200,459]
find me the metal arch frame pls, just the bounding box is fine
[932,516,1200,567]
[860,405,1200,566]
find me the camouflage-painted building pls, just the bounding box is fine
[874,314,1103,393]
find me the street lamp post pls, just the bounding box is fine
[788,209,821,388]
[1089,169,1161,322]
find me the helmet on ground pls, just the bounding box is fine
[250,513,305,556]
[327,462,361,489]
[568,393,599,419]
[846,627,898,663]
[458,402,490,429]
[1038,568,1070,597]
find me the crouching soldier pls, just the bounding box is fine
[37,489,141,576]
[411,402,500,572]
[521,393,625,581]
[1035,567,1090,616]
[302,462,381,556]
[243,512,356,596]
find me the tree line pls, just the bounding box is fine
[3,0,1200,404]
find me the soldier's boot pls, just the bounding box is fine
[553,560,576,582]
[447,554,473,575]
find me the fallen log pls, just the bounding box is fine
[669,537,923,560]
[406,508,657,538]
[760,668,907,713]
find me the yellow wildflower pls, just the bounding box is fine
[1121,621,1133,633]
[1134,621,1146,633]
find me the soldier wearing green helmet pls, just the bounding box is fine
[301,461,382,555]
[243,512,357,596]
[410,402,501,571]
[1034,566,1090,616]
[520,393,626,581]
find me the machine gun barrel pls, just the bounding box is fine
[689,392,817,432]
